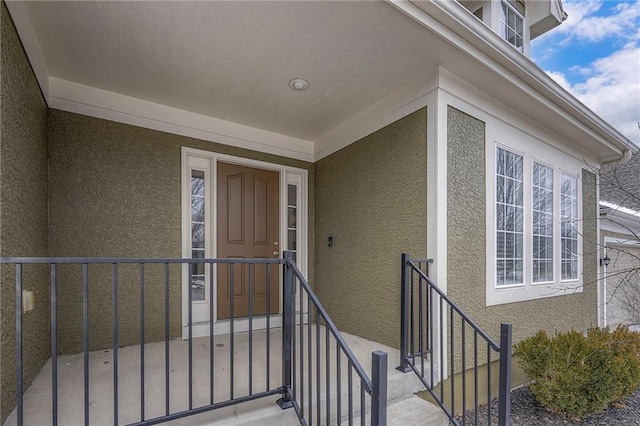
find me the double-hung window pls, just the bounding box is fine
[496,147,524,285]
[489,143,582,306]
[532,162,553,283]
[500,1,524,52]
[561,174,579,280]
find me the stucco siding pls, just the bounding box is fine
[47,109,314,354]
[314,108,427,349]
[0,2,49,421]
[447,106,598,346]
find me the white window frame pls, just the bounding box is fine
[181,147,309,338]
[532,160,555,284]
[495,145,525,287]
[500,0,525,53]
[487,140,583,306]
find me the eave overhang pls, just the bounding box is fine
[396,0,637,163]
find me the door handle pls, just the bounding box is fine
[273,251,279,257]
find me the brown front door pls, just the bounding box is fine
[217,162,280,319]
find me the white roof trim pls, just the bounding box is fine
[48,78,315,162]
[600,201,640,220]
[394,0,636,156]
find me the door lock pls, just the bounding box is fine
[274,241,279,246]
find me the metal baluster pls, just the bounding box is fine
[292,275,297,402]
[266,263,271,392]
[51,264,58,426]
[16,264,23,426]
[299,276,305,419]
[308,295,313,426]
[188,263,193,409]
[429,285,434,388]
[230,263,235,400]
[348,361,353,426]
[462,320,466,426]
[360,381,365,426]
[249,264,254,396]
[419,271,424,378]
[316,312,320,426]
[165,263,170,416]
[140,263,145,421]
[410,267,415,365]
[210,262,215,405]
[487,345,492,426]
[450,307,455,421]
[83,264,89,426]
[326,325,331,423]
[112,264,119,426]
[336,346,342,426]
[474,331,478,426]
[439,297,444,401]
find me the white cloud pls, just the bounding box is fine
[545,44,640,145]
[536,0,640,45]
[534,1,640,145]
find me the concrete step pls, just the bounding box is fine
[345,395,450,426]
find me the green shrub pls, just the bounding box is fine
[515,326,640,418]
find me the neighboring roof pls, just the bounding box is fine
[601,153,640,213]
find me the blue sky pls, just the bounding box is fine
[530,0,640,146]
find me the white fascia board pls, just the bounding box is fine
[437,68,601,169]
[390,0,636,157]
[48,78,315,162]
[5,0,49,101]
[600,201,640,236]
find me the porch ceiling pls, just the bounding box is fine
[21,0,444,142]
[9,0,631,162]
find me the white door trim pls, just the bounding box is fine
[181,147,309,338]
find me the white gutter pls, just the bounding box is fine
[389,0,637,160]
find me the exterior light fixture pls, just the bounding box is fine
[600,254,611,267]
[288,78,309,91]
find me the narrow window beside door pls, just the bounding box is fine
[191,170,206,301]
[287,184,297,263]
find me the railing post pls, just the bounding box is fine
[371,350,388,426]
[277,251,295,409]
[397,253,411,372]
[498,323,512,426]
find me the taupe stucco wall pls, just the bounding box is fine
[446,106,598,346]
[0,2,49,421]
[48,109,314,354]
[314,108,427,349]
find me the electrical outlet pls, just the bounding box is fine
[23,290,34,312]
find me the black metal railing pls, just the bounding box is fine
[398,254,512,426]
[2,252,387,426]
[281,252,388,426]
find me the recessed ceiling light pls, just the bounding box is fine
[289,78,309,91]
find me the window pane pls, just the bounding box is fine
[192,223,205,248]
[288,207,297,229]
[191,195,204,223]
[497,232,505,258]
[288,229,297,251]
[288,184,297,206]
[561,173,578,280]
[191,275,205,301]
[532,163,554,282]
[496,147,523,286]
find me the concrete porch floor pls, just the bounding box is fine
[4,327,446,425]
